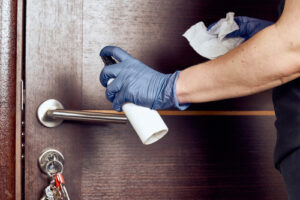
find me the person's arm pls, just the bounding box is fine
[99,0,300,111]
[177,0,300,104]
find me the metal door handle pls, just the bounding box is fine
[37,99,127,128]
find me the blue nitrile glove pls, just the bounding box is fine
[208,16,273,41]
[99,46,190,112]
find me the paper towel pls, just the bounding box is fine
[183,12,244,60]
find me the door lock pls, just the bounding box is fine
[39,148,64,177]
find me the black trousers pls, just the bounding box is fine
[273,78,300,199]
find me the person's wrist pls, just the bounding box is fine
[173,71,190,110]
[175,71,187,104]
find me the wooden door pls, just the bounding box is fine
[25,0,286,199]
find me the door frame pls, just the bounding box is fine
[0,0,19,200]
[15,0,25,199]
[0,0,26,199]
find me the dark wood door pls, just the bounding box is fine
[25,0,287,199]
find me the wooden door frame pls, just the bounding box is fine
[0,0,17,199]
[16,0,25,199]
[0,0,24,199]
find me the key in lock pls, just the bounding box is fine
[39,149,64,177]
[39,149,70,200]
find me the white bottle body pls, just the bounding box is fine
[107,79,168,145]
[122,103,168,145]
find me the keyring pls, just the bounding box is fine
[45,158,64,177]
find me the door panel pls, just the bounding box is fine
[25,0,83,198]
[25,0,285,199]
[78,116,286,199]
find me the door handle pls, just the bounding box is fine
[37,99,127,128]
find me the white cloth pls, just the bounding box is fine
[183,12,244,60]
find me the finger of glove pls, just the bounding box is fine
[100,63,123,87]
[227,17,273,39]
[105,79,122,102]
[100,46,132,62]
[226,16,249,38]
[112,90,126,112]
[226,29,247,39]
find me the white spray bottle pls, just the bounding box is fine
[102,56,168,145]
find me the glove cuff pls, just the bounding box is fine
[152,71,190,110]
[173,71,190,110]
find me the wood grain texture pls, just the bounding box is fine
[0,0,17,199]
[25,0,286,199]
[79,116,286,199]
[25,0,83,199]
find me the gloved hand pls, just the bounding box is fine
[99,46,189,111]
[208,16,273,41]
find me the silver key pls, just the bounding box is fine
[61,185,70,200]
[40,184,55,200]
[45,185,55,200]
[41,181,64,200]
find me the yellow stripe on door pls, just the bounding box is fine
[86,110,275,116]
